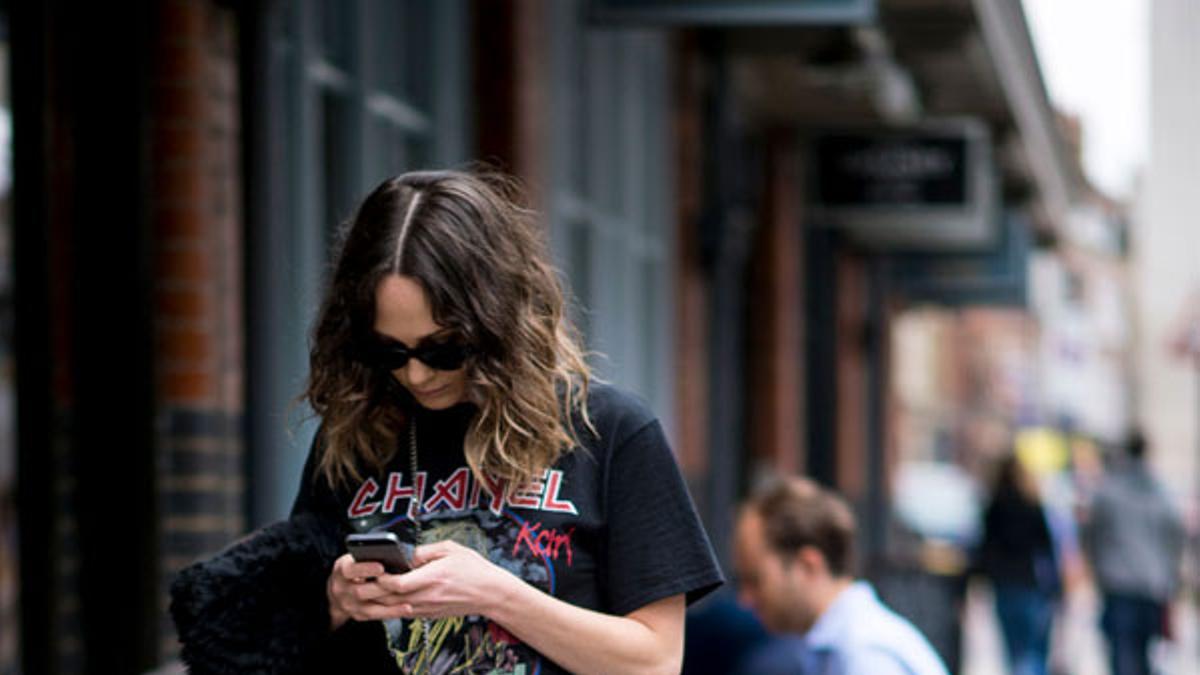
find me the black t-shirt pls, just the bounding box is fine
[292,383,723,674]
[980,490,1057,591]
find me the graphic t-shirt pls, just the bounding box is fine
[291,383,723,675]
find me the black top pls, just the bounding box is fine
[292,382,724,674]
[979,490,1058,593]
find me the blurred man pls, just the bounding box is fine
[1083,431,1184,675]
[734,476,948,675]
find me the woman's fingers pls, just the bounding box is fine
[350,581,391,603]
[329,554,410,620]
[374,565,436,595]
[341,580,411,621]
[333,553,386,581]
[358,584,411,606]
[354,602,419,622]
[334,542,506,622]
[412,539,462,566]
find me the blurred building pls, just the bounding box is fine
[1136,0,1200,505]
[6,1,1085,673]
[1029,114,1134,449]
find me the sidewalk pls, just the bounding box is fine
[961,581,1198,675]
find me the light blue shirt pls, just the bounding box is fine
[797,581,949,675]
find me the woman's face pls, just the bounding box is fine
[373,274,470,410]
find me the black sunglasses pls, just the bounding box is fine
[364,335,474,371]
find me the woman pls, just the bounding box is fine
[978,455,1060,675]
[285,169,721,674]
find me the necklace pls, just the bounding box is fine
[408,417,422,545]
[408,417,433,672]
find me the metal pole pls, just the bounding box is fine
[865,259,888,562]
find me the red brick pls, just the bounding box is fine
[160,0,207,43]
[157,248,211,283]
[154,124,206,165]
[155,81,208,125]
[156,287,211,320]
[206,9,236,56]
[156,162,208,207]
[162,371,216,403]
[206,58,237,98]
[156,39,208,82]
[154,205,208,238]
[208,96,238,134]
[158,231,207,252]
[158,325,213,363]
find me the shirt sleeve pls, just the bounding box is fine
[837,648,920,675]
[602,419,724,616]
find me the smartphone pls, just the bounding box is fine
[345,531,416,574]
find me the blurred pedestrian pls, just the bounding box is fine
[978,455,1060,675]
[682,591,805,675]
[734,476,949,675]
[1082,430,1184,675]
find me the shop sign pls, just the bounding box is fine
[885,211,1031,307]
[811,119,998,251]
[589,0,876,25]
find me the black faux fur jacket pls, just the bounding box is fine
[169,513,385,674]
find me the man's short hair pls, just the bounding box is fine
[1126,429,1147,460]
[744,476,857,577]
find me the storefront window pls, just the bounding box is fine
[250,0,468,524]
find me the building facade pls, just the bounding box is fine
[8,1,1077,672]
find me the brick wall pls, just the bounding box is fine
[746,134,805,478]
[672,34,710,481]
[472,0,548,207]
[150,0,245,660]
[836,253,869,499]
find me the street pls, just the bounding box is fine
[962,581,1198,674]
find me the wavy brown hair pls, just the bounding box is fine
[303,169,592,492]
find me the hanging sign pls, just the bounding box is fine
[589,0,876,25]
[811,119,999,251]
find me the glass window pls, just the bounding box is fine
[321,91,355,235]
[366,118,431,185]
[316,0,354,71]
[251,0,468,525]
[567,222,594,344]
[367,118,406,182]
[547,3,672,418]
[368,0,406,96]
[401,0,433,111]
[640,257,661,403]
[368,0,432,110]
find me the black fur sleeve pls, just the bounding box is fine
[169,513,343,674]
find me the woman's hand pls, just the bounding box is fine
[328,541,684,674]
[374,540,518,619]
[326,542,516,629]
[326,553,409,629]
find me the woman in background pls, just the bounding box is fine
[979,454,1060,675]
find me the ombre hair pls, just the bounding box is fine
[303,169,592,492]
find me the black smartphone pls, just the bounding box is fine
[345,531,416,574]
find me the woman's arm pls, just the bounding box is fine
[354,540,686,675]
[494,577,684,675]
